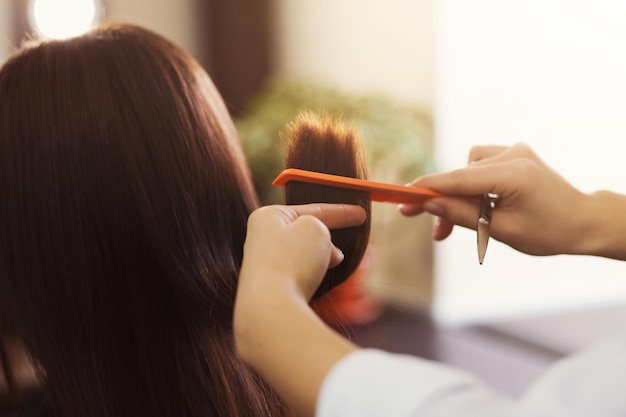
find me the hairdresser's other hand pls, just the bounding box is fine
[235,204,365,417]
[238,203,366,300]
[400,143,598,256]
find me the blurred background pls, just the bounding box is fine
[2,0,626,411]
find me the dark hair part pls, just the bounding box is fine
[284,112,372,298]
[0,24,286,417]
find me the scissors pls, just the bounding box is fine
[477,193,499,264]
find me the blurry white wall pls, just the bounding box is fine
[434,0,626,326]
[105,0,202,60]
[0,0,13,64]
[273,0,434,110]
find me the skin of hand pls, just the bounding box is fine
[234,203,367,417]
[399,143,617,257]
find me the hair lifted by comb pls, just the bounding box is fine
[284,111,371,298]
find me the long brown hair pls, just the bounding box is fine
[284,112,372,298]
[0,24,286,417]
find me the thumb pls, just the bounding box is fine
[328,246,345,269]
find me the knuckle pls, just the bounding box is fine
[508,157,536,179]
[468,146,482,162]
[511,142,534,157]
[303,215,330,237]
[253,205,272,216]
[448,168,467,195]
[247,207,262,223]
[249,205,271,222]
[297,215,330,239]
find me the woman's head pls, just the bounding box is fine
[0,24,283,416]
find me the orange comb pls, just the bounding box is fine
[272,168,444,206]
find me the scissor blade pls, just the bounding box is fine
[477,217,490,265]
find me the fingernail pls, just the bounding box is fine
[432,217,441,239]
[423,201,444,217]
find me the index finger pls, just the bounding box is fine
[411,162,512,197]
[285,203,367,229]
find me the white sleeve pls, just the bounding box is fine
[316,348,515,417]
[519,334,626,417]
[317,335,626,417]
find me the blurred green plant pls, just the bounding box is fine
[236,78,434,205]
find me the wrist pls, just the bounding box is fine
[234,275,357,417]
[234,277,301,363]
[572,191,626,260]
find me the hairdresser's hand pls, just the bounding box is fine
[238,204,366,300]
[400,143,596,256]
[235,204,365,417]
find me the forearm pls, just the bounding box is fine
[572,190,626,260]
[235,282,358,417]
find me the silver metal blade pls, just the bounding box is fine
[477,217,490,265]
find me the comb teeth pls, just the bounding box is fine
[283,111,371,298]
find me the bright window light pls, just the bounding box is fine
[434,0,626,327]
[29,0,101,40]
